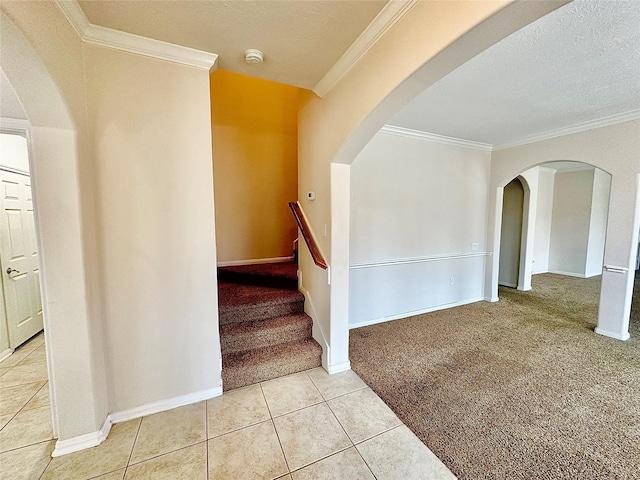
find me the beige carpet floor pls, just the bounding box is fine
[350,273,640,479]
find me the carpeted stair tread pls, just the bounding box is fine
[220,313,312,355]
[222,338,322,390]
[218,282,304,326]
[218,281,303,307]
[218,262,298,290]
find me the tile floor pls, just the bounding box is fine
[1,334,456,479]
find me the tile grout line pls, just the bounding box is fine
[287,442,355,476]
[269,399,326,420]
[260,382,291,474]
[37,445,54,480]
[259,382,275,419]
[354,423,404,447]
[303,370,324,398]
[123,416,144,477]
[1,437,54,455]
[125,440,210,472]
[321,384,370,402]
[323,391,401,479]
[324,395,358,446]
[205,398,209,480]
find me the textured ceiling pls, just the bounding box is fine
[389,0,640,148]
[77,0,388,89]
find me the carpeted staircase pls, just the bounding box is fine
[218,262,322,390]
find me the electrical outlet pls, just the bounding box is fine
[449,277,455,286]
[472,242,479,251]
[322,224,327,237]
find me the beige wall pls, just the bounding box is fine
[1,0,221,445]
[489,120,640,339]
[549,169,594,276]
[211,70,299,263]
[1,2,109,440]
[85,45,220,412]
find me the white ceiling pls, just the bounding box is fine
[389,0,640,149]
[77,0,388,90]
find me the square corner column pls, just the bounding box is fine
[595,173,640,341]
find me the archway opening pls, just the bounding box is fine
[499,177,525,288]
[495,161,613,334]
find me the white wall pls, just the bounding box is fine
[84,45,220,412]
[549,168,594,276]
[349,131,490,327]
[586,168,611,277]
[532,167,555,273]
[0,133,29,172]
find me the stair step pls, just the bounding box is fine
[218,282,304,325]
[218,262,298,290]
[222,338,323,390]
[220,314,313,355]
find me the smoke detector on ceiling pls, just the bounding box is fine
[245,49,264,65]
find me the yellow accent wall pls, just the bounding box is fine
[210,70,300,263]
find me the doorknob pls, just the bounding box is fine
[6,267,21,275]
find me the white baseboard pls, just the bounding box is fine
[327,361,351,374]
[548,270,586,278]
[595,328,630,341]
[110,387,222,424]
[217,256,293,267]
[300,285,329,371]
[349,297,485,329]
[0,348,13,363]
[52,386,223,457]
[52,415,112,457]
[485,296,499,303]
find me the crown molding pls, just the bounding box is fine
[313,0,418,97]
[380,124,493,151]
[54,0,218,71]
[493,108,640,151]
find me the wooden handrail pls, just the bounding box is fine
[288,201,328,270]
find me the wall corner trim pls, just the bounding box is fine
[110,387,222,424]
[52,415,113,457]
[0,348,13,363]
[54,0,219,71]
[327,361,351,374]
[380,125,493,151]
[594,328,630,341]
[313,0,418,97]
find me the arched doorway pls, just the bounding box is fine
[499,177,525,288]
[1,9,109,449]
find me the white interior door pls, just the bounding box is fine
[0,169,43,348]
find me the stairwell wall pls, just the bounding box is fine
[211,70,300,265]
